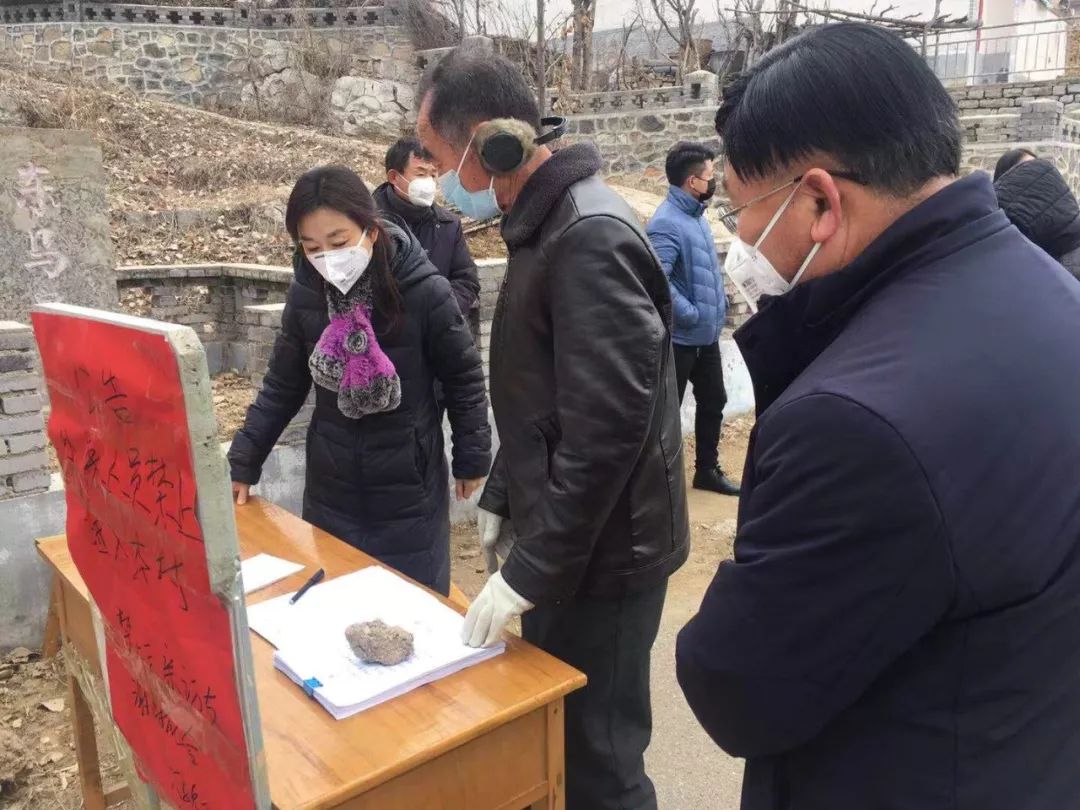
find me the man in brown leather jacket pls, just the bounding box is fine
[418,47,690,810]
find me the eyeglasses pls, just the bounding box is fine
[715,170,864,234]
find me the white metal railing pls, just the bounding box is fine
[914,18,1076,86]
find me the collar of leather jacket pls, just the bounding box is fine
[500,142,604,249]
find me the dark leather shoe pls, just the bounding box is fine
[693,466,741,496]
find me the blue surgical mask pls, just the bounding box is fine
[438,132,502,221]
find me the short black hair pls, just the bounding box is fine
[418,48,541,146]
[716,23,961,196]
[993,148,1037,181]
[384,137,431,174]
[665,142,715,187]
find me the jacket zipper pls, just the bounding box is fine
[490,258,514,382]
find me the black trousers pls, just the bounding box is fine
[673,341,727,470]
[522,582,668,810]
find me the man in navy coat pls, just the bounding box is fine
[677,22,1080,810]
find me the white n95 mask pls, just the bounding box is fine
[308,234,372,295]
[724,184,821,313]
[402,176,437,208]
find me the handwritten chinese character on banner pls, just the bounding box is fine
[32,309,261,810]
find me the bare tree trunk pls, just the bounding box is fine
[571,1,584,89]
[537,0,547,114]
[571,0,595,90]
[581,3,594,90]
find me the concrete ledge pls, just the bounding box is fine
[117,263,293,283]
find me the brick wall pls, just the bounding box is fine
[0,322,49,499]
[950,78,1080,114]
[116,264,292,374]
[116,264,323,445]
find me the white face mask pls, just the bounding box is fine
[724,183,822,313]
[308,232,372,295]
[397,175,437,208]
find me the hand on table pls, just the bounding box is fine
[232,482,250,505]
[461,570,533,648]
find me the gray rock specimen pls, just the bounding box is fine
[345,620,414,666]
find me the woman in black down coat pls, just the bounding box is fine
[229,166,491,595]
[994,152,1080,281]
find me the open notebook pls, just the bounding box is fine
[246,566,504,720]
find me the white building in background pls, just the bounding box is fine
[923,0,1071,85]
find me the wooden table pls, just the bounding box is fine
[38,496,586,810]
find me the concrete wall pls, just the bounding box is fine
[1,127,117,324]
[0,484,66,651]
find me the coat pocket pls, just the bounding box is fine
[531,414,561,481]
[413,427,436,481]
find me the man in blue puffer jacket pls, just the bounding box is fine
[646,142,739,495]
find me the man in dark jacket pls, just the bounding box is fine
[994,155,1080,280]
[373,137,481,339]
[646,141,739,495]
[418,48,689,810]
[676,23,1080,810]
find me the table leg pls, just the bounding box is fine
[41,578,62,658]
[531,698,565,810]
[69,671,107,810]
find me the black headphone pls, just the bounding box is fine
[477,116,567,175]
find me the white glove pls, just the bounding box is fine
[461,570,534,648]
[478,507,503,574]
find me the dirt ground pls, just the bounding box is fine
[0,650,131,810]
[464,225,508,260]
[5,421,753,808]
[211,372,257,443]
[0,68,390,267]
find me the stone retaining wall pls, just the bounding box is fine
[0,21,416,110]
[561,71,720,190]
[565,73,1080,192]
[2,2,405,30]
[564,106,718,190]
[552,71,719,117]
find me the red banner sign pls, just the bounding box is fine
[33,310,256,810]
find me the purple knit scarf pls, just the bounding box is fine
[309,276,401,418]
